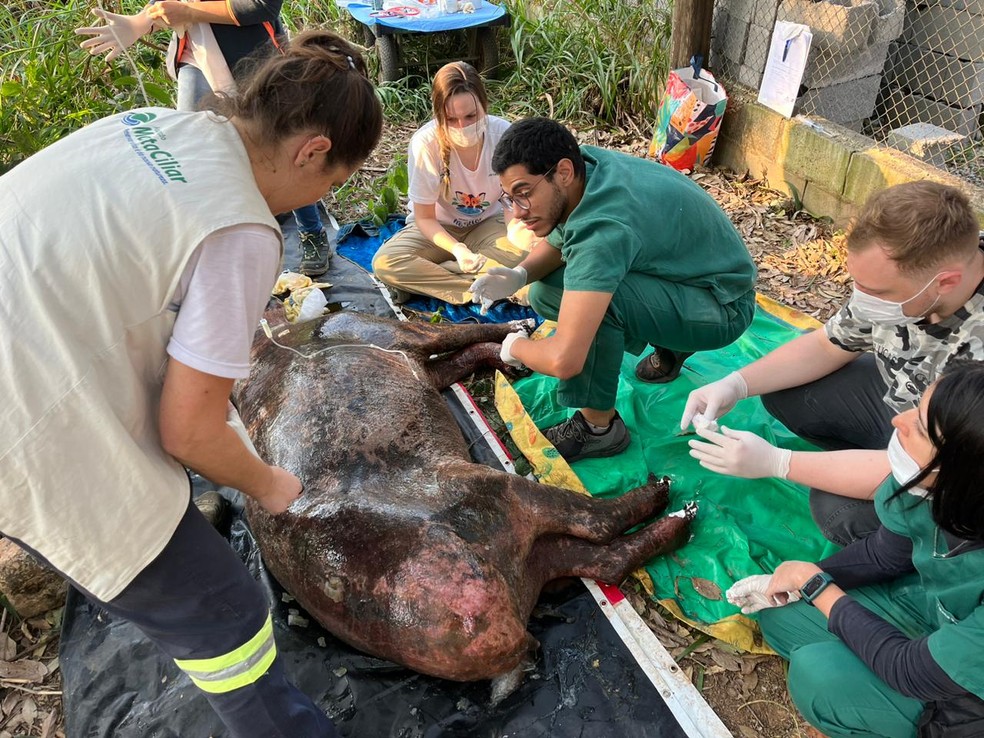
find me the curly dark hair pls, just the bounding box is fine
[491,117,585,180]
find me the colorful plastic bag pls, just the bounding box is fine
[649,57,728,173]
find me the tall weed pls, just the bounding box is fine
[0,1,171,172]
[498,0,671,125]
[1,0,670,168]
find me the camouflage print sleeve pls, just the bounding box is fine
[824,301,874,353]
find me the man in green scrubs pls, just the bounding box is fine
[471,117,756,462]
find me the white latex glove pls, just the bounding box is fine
[506,218,538,252]
[679,371,748,430]
[726,574,801,614]
[500,332,525,368]
[688,425,791,479]
[450,243,486,274]
[76,7,154,63]
[469,265,527,309]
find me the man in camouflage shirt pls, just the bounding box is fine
[680,181,984,545]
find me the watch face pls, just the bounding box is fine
[802,575,825,597]
[802,572,832,600]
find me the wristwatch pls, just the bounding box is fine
[800,571,835,606]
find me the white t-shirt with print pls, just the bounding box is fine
[406,115,511,229]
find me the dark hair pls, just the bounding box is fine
[205,30,383,169]
[894,360,984,540]
[431,62,488,200]
[848,182,980,275]
[491,117,585,180]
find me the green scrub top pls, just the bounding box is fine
[545,146,755,306]
[875,477,984,698]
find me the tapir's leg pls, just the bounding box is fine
[505,474,671,544]
[527,510,695,591]
[424,342,525,388]
[389,319,533,356]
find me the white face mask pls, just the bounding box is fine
[887,429,930,497]
[848,273,941,325]
[446,116,486,148]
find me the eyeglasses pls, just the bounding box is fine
[498,165,556,212]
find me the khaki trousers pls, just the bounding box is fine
[372,215,527,304]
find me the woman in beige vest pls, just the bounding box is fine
[0,30,381,737]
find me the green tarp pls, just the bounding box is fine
[509,304,841,642]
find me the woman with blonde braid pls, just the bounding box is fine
[372,61,534,304]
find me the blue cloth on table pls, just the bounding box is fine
[336,216,541,325]
[343,1,506,33]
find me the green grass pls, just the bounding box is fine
[0,1,173,172]
[1,0,671,170]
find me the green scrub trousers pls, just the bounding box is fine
[529,265,755,410]
[758,575,933,738]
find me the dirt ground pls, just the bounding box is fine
[0,123,846,737]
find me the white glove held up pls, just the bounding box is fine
[76,8,154,63]
[726,574,801,614]
[680,371,749,430]
[450,243,487,274]
[469,266,527,307]
[500,332,525,368]
[688,425,791,479]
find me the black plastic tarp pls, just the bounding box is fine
[58,216,689,737]
[62,507,687,736]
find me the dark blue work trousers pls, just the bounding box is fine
[100,499,338,738]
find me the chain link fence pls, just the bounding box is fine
[710,0,984,185]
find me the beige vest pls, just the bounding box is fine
[0,109,281,601]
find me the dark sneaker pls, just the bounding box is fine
[542,410,630,462]
[299,229,330,277]
[635,347,694,384]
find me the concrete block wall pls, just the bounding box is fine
[875,3,984,139]
[712,93,984,227]
[712,0,906,128]
[876,85,983,137]
[798,74,883,122]
[885,42,984,109]
[779,0,878,54]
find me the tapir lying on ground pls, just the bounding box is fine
[233,306,695,692]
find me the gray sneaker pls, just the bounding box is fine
[299,229,330,277]
[542,410,630,462]
[193,491,230,531]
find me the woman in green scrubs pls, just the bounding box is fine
[691,360,984,738]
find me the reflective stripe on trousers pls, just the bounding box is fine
[175,613,277,694]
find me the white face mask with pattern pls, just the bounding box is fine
[446,116,487,148]
[847,273,942,325]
